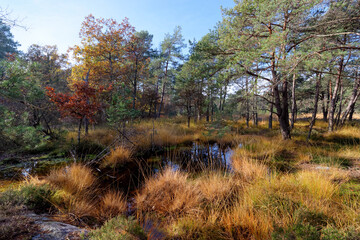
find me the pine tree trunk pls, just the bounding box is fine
[132,58,138,110]
[246,77,250,127]
[307,73,321,141]
[269,89,274,129]
[274,80,291,140]
[290,73,297,129]
[340,73,360,126]
[328,57,344,132]
[349,105,355,121]
[252,78,258,126]
[335,86,344,127]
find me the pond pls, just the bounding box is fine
[147,142,234,173]
[0,142,238,191]
[0,155,72,180]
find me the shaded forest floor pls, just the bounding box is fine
[1,118,360,239]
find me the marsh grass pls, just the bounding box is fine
[136,168,202,220]
[102,146,132,168]
[4,118,360,239]
[46,163,97,195]
[99,190,127,219]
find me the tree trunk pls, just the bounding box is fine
[246,77,250,127]
[269,100,273,129]
[269,88,274,129]
[77,118,83,145]
[307,73,321,141]
[340,73,360,126]
[132,58,138,110]
[210,90,214,122]
[328,57,344,132]
[274,80,291,140]
[335,85,344,127]
[290,73,297,129]
[252,77,258,126]
[323,79,331,121]
[222,84,227,112]
[349,104,355,121]
[85,118,89,136]
[187,102,191,128]
[158,81,166,118]
[158,56,170,118]
[219,87,223,112]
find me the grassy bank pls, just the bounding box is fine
[1,118,360,239]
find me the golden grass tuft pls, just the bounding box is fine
[132,120,197,150]
[222,205,273,240]
[196,172,242,209]
[66,128,117,147]
[231,148,268,182]
[65,197,98,219]
[102,146,132,167]
[99,190,127,219]
[136,168,202,219]
[85,128,117,146]
[296,170,340,200]
[23,175,47,186]
[324,125,360,144]
[46,163,96,195]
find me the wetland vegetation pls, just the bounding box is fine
[1,0,360,239]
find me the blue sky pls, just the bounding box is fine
[2,0,235,54]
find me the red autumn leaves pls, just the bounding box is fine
[45,82,106,123]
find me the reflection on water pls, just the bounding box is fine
[148,142,234,173]
[0,142,238,189]
[0,157,71,180]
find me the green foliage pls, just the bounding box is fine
[321,226,360,240]
[203,121,231,140]
[0,110,48,149]
[0,20,19,59]
[88,216,147,240]
[0,184,53,214]
[296,209,332,230]
[19,184,53,213]
[107,91,140,128]
[272,223,320,240]
[0,58,54,149]
[0,188,24,207]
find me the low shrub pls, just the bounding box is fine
[20,184,53,213]
[272,223,320,240]
[88,216,147,240]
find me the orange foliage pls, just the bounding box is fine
[69,14,135,86]
[45,81,106,122]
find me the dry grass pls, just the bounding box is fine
[66,128,117,146]
[99,191,127,219]
[44,164,130,224]
[102,146,132,167]
[196,172,239,204]
[324,125,360,144]
[132,119,203,151]
[46,163,96,195]
[8,118,360,238]
[231,149,268,182]
[136,168,202,219]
